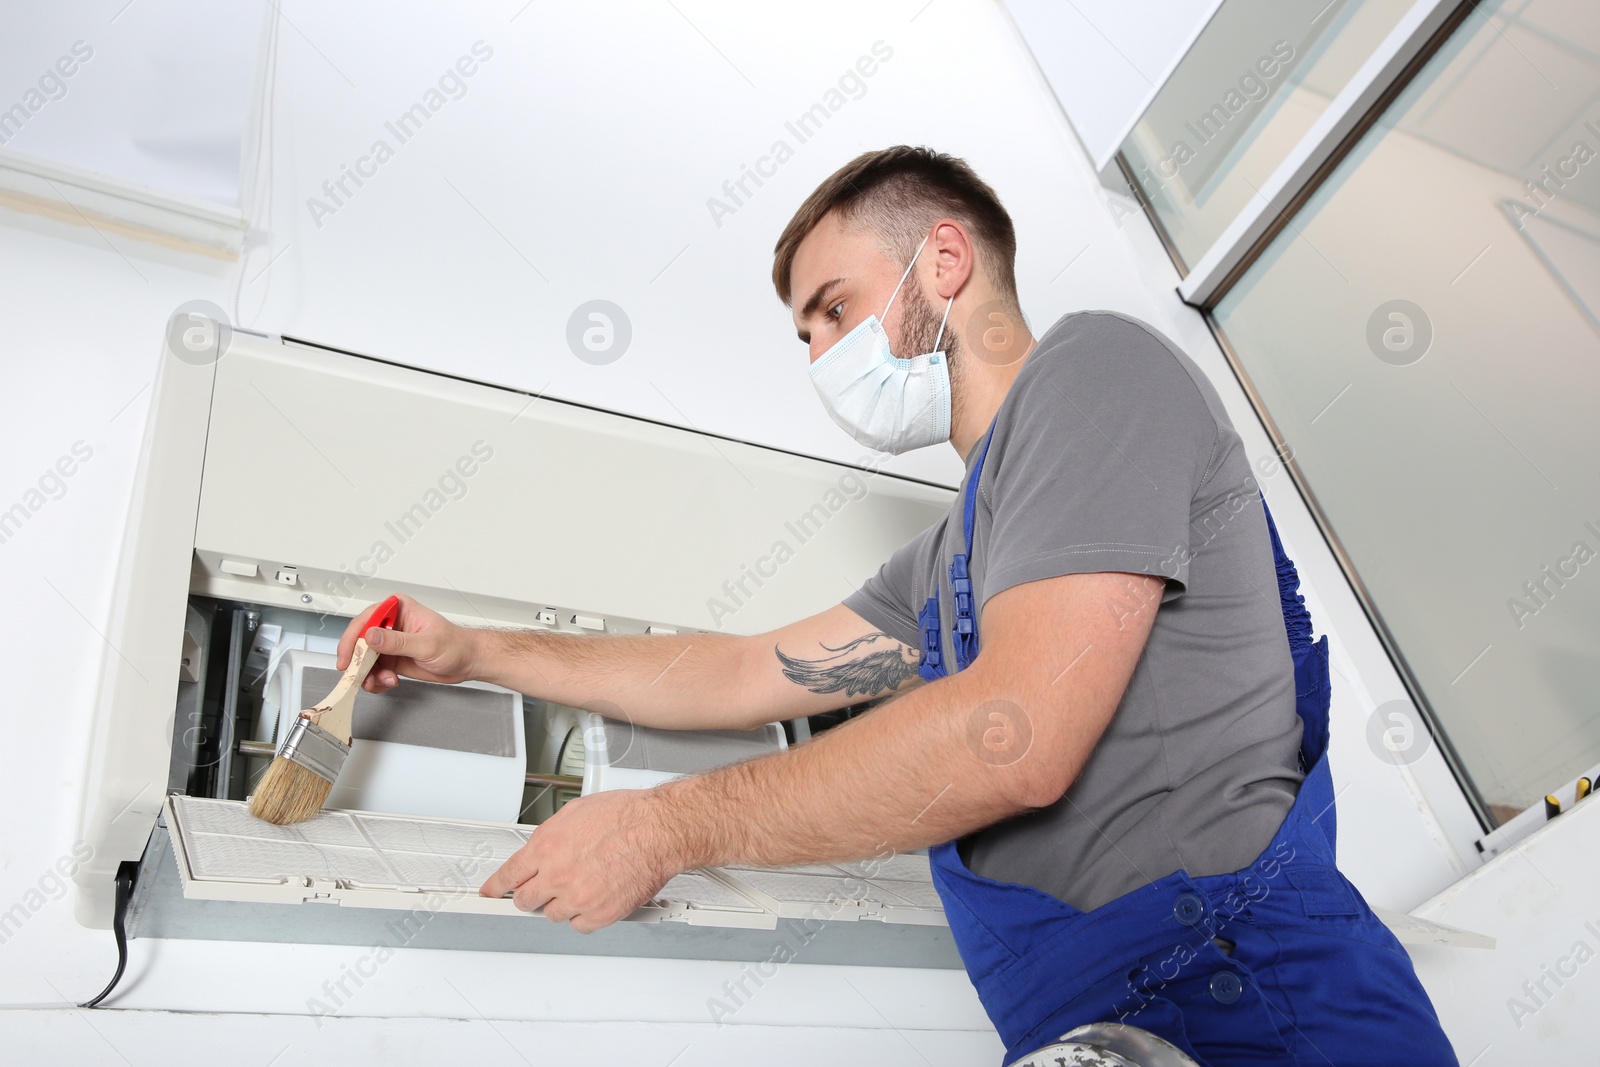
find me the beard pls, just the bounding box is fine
[897,275,965,435]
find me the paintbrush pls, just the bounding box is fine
[248,595,401,825]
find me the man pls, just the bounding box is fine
[337,146,1456,1064]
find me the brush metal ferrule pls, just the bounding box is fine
[277,717,350,785]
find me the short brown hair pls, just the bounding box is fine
[771,145,1018,306]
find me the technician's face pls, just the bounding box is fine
[789,212,907,365]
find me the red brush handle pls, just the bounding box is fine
[363,595,401,634]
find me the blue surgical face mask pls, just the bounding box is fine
[807,232,954,455]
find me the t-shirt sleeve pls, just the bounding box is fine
[983,313,1220,609]
[842,519,945,649]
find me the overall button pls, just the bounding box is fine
[1172,892,1204,925]
[1209,970,1243,1005]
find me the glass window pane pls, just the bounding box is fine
[1212,0,1600,821]
[1120,0,1415,268]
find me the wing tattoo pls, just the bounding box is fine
[774,633,920,698]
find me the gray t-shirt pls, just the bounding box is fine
[844,310,1305,913]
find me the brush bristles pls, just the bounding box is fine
[249,756,334,825]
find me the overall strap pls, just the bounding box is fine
[917,422,998,681]
[961,425,996,555]
[950,423,998,672]
[917,596,944,682]
[1259,496,1333,771]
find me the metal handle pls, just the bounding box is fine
[524,771,583,789]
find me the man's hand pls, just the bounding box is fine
[335,593,482,693]
[479,788,683,933]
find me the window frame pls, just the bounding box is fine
[1116,0,1504,831]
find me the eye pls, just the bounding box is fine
[826,300,844,321]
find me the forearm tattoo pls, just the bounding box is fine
[774,632,920,698]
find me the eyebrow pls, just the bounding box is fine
[798,277,847,324]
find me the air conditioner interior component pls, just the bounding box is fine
[260,648,526,823]
[582,713,787,794]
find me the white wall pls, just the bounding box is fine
[1000,0,1221,169]
[0,0,1494,1061]
[0,0,264,206]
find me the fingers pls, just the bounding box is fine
[475,842,630,933]
[335,603,373,671]
[480,841,574,923]
[515,879,555,916]
[338,594,413,673]
[363,665,402,693]
[480,841,539,900]
[362,620,416,657]
[360,623,432,691]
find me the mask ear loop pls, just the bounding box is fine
[932,291,954,355]
[881,230,932,322]
[883,231,954,360]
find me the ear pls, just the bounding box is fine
[927,218,976,300]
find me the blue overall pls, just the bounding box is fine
[918,429,1457,1066]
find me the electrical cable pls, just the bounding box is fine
[79,860,140,1009]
